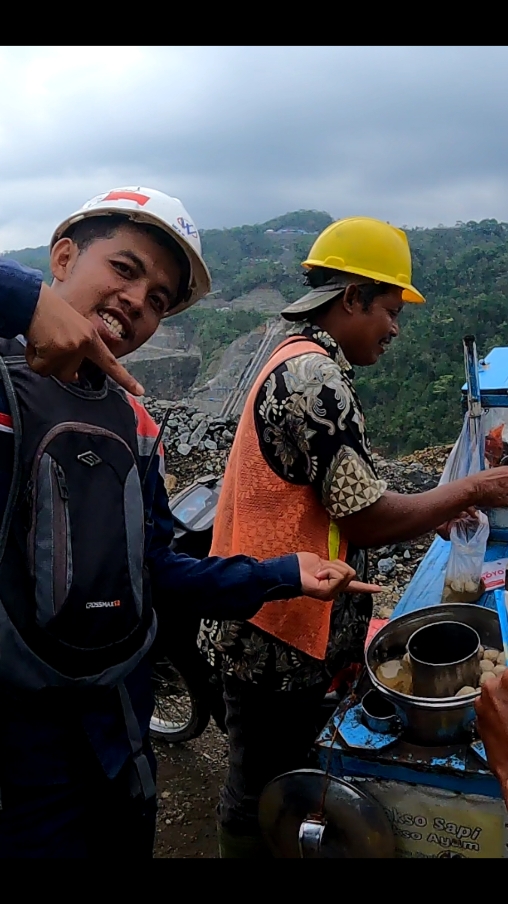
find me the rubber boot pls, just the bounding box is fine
[217,824,272,859]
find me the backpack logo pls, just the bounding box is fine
[77,451,102,467]
[86,600,121,609]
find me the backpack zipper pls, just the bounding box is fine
[54,464,69,501]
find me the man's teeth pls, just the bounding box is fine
[99,311,126,339]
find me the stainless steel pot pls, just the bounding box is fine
[407,621,481,698]
[365,604,501,745]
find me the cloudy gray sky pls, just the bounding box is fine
[1,45,508,251]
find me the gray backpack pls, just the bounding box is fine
[0,340,160,800]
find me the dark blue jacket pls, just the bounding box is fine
[0,260,301,785]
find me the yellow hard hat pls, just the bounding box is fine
[302,216,425,304]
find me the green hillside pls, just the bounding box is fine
[4,214,508,455]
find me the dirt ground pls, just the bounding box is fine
[153,723,228,859]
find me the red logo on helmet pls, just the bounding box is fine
[103,190,150,206]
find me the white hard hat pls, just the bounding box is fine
[50,186,212,316]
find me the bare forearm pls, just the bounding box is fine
[342,478,478,547]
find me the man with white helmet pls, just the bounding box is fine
[0,188,377,858]
[201,216,508,858]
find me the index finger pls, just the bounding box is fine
[347,581,383,594]
[87,331,144,396]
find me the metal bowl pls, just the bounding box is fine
[365,604,501,745]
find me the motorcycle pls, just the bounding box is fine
[149,475,228,744]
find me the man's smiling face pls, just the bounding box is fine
[49,221,183,357]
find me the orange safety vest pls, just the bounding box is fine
[210,337,348,660]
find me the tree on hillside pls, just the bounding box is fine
[2,247,52,283]
[262,210,333,234]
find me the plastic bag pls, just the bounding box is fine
[442,511,490,603]
[439,412,489,601]
[439,411,485,486]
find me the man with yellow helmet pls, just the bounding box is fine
[200,216,508,858]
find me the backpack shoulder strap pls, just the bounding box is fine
[141,407,171,491]
[0,356,23,568]
[118,681,156,802]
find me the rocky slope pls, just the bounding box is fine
[369,445,452,616]
[144,398,239,492]
[123,322,202,400]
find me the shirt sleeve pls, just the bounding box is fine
[0,259,43,338]
[254,351,387,521]
[144,454,302,621]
